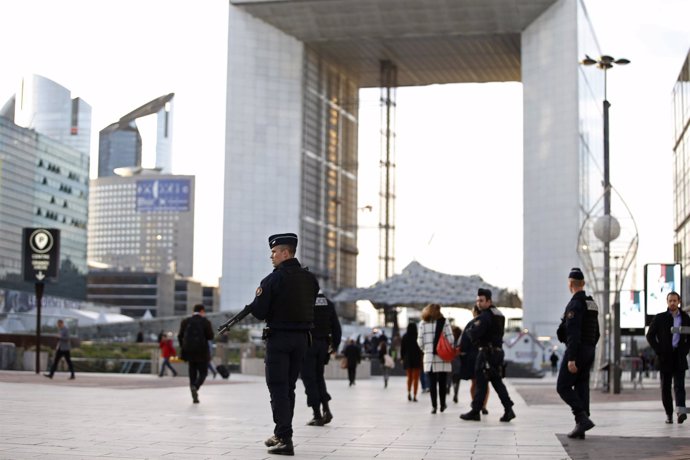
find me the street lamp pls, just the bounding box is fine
[581,54,630,394]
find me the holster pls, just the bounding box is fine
[261,327,272,341]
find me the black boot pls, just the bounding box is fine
[460,410,480,421]
[500,407,516,422]
[567,412,594,438]
[267,438,294,455]
[322,402,333,424]
[307,407,324,426]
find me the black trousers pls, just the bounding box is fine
[301,338,330,408]
[427,371,447,409]
[188,361,209,390]
[660,350,687,416]
[347,365,357,384]
[557,345,595,417]
[265,330,309,441]
[49,349,74,376]
[472,349,513,412]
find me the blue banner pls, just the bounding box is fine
[136,179,191,212]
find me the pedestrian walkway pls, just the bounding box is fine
[0,370,688,459]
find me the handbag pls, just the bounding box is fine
[383,354,395,368]
[436,326,458,362]
[339,356,348,369]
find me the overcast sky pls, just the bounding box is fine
[1,0,689,299]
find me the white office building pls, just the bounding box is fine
[221,0,605,336]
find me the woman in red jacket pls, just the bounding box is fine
[159,332,178,377]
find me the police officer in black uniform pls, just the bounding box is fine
[556,267,600,439]
[300,292,342,426]
[460,288,516,422]
[246,233,320,456]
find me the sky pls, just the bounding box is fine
[1,0,690,307]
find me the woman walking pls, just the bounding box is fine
[400,322,423,402]
[418,303,454,414]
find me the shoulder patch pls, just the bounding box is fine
[315,297,328,306]
[566,310,575,319]
[255,287,263,297]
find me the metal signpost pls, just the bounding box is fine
[22,228,60,374]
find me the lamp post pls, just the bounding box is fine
[581,54,629,394]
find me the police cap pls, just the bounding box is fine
[568,267,584,280]
[268,233,298,249]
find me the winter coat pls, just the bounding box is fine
[417,317,454,373]
[159,339,177,359]
[400,332,423,369]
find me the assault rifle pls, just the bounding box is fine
[217,305,252,335]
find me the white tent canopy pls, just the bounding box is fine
[333,261,518,309]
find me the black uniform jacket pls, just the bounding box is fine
[560,291,599,362]
[248,258,319,330]
[646,308,690,373]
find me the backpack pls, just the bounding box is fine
[182,318,207,357]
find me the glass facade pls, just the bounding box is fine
[88,173,195,278]
[0,116,89,298]
[98,122,142,177]
[673,50,690,298]
[14,75,92,156]
[300,49,359,297]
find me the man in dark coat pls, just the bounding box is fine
[460,288,515,423]
[646,291,690,424]
[556,268,599,439]
[343,339,362,386]
[300,292,342,426]
[246,233,320,456]
[178,304,214,404]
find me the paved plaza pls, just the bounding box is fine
[0,370,688,459]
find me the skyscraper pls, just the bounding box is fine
[0,74,90,298]
[88,168,195,278]
[98,93,174,177]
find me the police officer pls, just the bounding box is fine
[556,267,599,439]
[460,288,516,422]
[300,292,342,426]
[247,233,320,456]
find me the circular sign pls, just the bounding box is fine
[29,229,54,254]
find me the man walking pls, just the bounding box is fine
[646,291,690,424]
[244,233,320,456]
[556,268,599,439]
[178,304,214,404]
[460,288,515,422]
[300,291,342,426]
[44,319,75,380]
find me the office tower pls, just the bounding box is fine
[98,93,174,177]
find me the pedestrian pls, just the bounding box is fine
[158,331,178,377]
[450,326,462,403]
[461,288,516,422]
[378,339,391,388]
[300,291,342,426]
[460,305,490,413]
[550,350,559,376]
[417,303,454,414]
[646,290,690,424]
[178,304,214,404]
[207,340,218,379]
[555,268,599,438]
[44,319,75,380]
[343,338,361,386]
[400,322,423,402]
[240,233,320,456]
